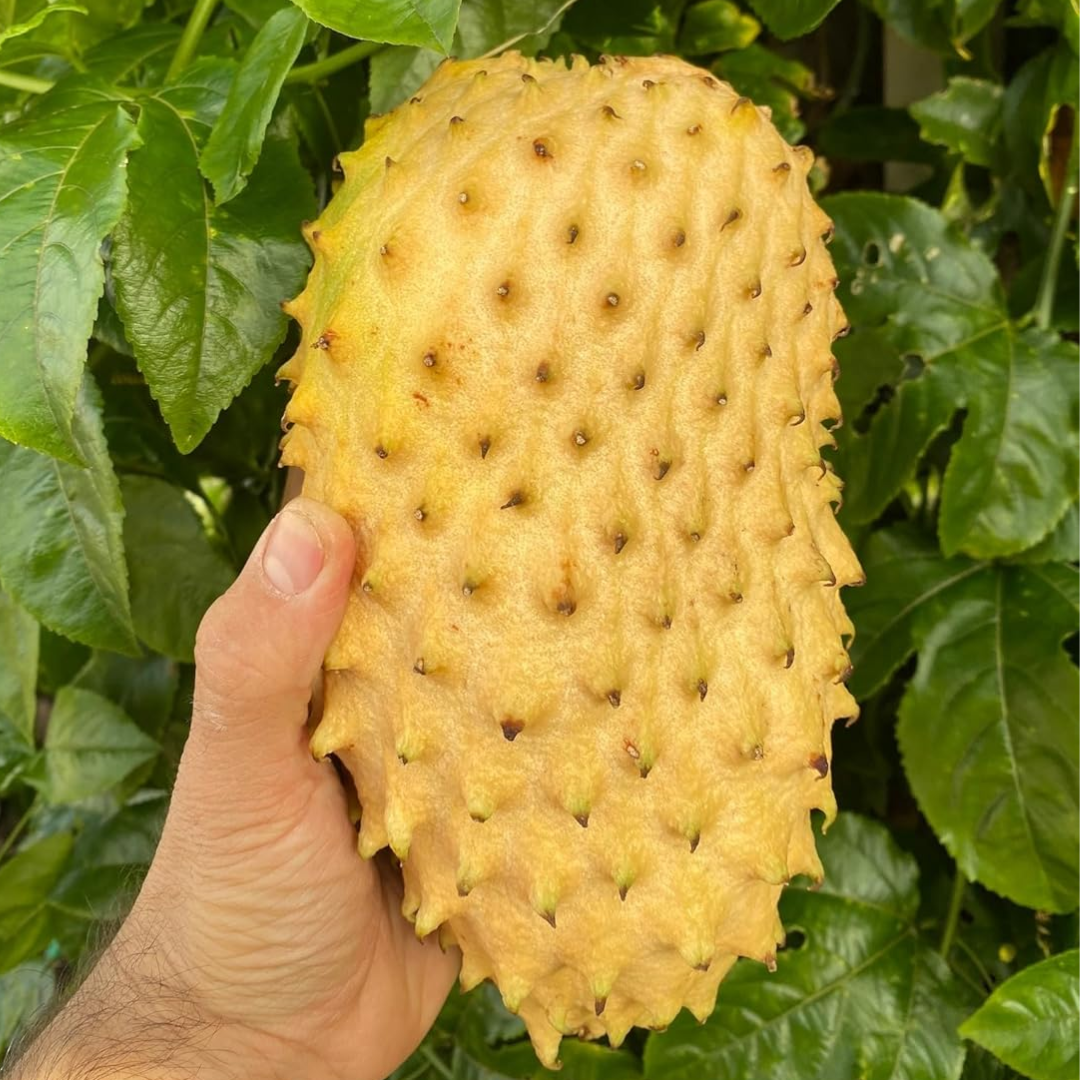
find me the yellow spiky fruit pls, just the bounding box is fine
[280,51,862,1067]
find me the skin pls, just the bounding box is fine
[11,498,459,1080]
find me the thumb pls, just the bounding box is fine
[190,496,356,762]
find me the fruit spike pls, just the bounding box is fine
[280,51,862,1067]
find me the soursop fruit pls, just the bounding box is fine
[279,51,863,1067]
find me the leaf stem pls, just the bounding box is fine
[0,69,54,94]
[1034,140,1079,331]
[420,1046,453,1080]
[284,40,382,85]
[165,0,218,84]
[939,867,967,958]
[0,800,36,863]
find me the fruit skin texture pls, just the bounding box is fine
[279,51,862,1067]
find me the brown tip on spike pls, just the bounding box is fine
[410,95,422,104]
[375,445,389,459]
[731,95,750,112]
[573,429,589,446]
[606,292,620,307]
[462,579,477,597]
[501,718,524,741]
[785,647,795,669]
[790,247,807,266]
[773,161,791,173]
[743,461,755,473]
[601,104,621,119]
[362,580,373,594]
[449,115,464,125]
[631,370,645,390]
[694,330,706,350]
[752,744,764,759]
[765,954,778,973]
[397,752,409,765]
[698,679,708,701]
[655,459,671,481]
[556,597,577,617]
[850,575,867,588]
[810,753,829,778]
[533,138,551,158]
[642,78,655,89]
[384,156,395,170]
[639,762,652,779]
[535,361,550,382]
[790,411,806,426]
[540,909,556,927]
[661,614,672,629]
[833,324,852,340]
[748,281,763,300]
[822,225,836,244]
[618,883,629,901]
[379,243,390,256]
[414,507,426,522]
[625,740,641,761]
[687,123,702,135]
[595,998,607,1016]
[413,658,426,675]
[521,72,536,84]
[716,393,728,406]
[703,75,718,88]
[722,208,741,230]
[730,590,743,603]
[422,351,436,367]
[607,689,622,708]
[500,490,525,509]
[331,155,342,173]
[311,330,335,350]
[694,960,710,972]
[762,344,773,358]
[803,302,814,316]
[568,224,579,244]
[630,159,647,173]
[837,663,854,684]
[689,832,700,853]
[496,282,511,298]
[614,532,627,554]
[458,191,469,204]
[479,436,491,459]
[830,356,841,381]
[457,882,471,897]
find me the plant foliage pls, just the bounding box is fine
[0,0,1076,1076]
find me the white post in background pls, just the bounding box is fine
[883,24,943,191]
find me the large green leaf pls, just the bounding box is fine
[898,563,1079,912]
[643,814,973,1080]
[0,832,73,974]
[0,961,53,1054]
[960,950,1078,1080]
[0,373,137,654]
[199,5,308,205]
[121,476,235,662]
[827,193,1078,559]
[817,106,939,164]
[910,77,1004,167]
[30,686,157,805]
[746,0,841,39]
[290,0,461,50]
[867,0,1000,55]
[80,22,182,85]
[0,589,37,748]
[846,525,981,700]
[0,79,140,461]
[111,59,315,453]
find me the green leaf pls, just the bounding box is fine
[746,0,841,39]
[0,833,72,974]
[714,44,817,143]
[0,79,140,461]
[910,77,1004,167]
[937,329,1078,558]
[290,0,462,50]
[827,193,1078,559]
[199,6,308,205]
[1009,502,1079,564]
[643,815,973,1080]
[72,651,178,738]
[0,589,38,747]
[32,686,157,805]
[846,525,981,700]
[867,0,1000,56]
[898,563,1079,912]
[455,0,573,53]
[0,961,53,1053]
[678,1,760,56]
[121,476,235,662]
[368,44,444,113]
[0,373,138,655]
[960,950,1079,1080]
[0,2,87,50]
[224,0,292,26]
[80,22,182,85]
[111,60,315,453]
[559,0,678,54]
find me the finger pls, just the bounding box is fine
[190,497,356,761]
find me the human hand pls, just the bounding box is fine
[12,498,459,1080]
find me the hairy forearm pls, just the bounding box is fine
[5,931,270,1080]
